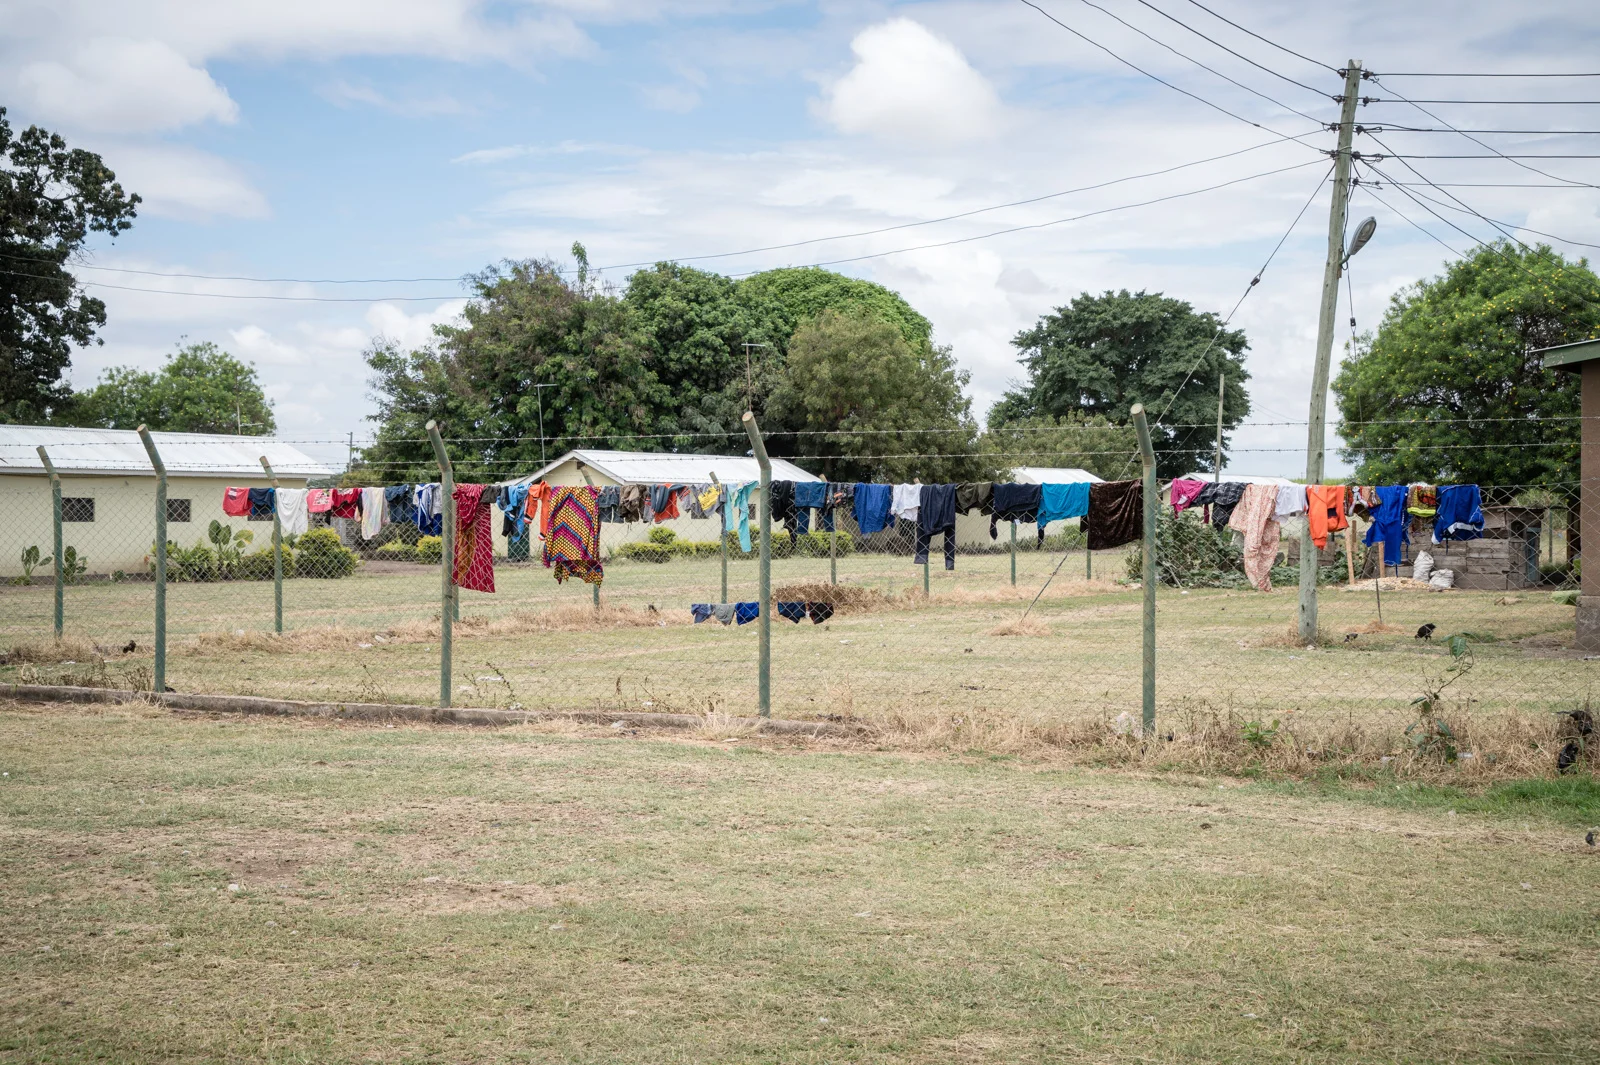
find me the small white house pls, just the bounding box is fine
[0,426,338,576]
[500,448,822,553]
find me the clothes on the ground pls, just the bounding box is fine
[1037,482,1091,526]
[776,601,808,624]
[360,486,387,541]
[915,484,958,570]
[275,488,309,536]
[331,487,361,520]
[1305,484,1348,549]
[247,487,276,520]
[990,482,1042,539]
[543,486,604,585]
[452,483,496,593]
[691,603,715,624]
[852,483,893,535]
[1433,484,1485,543]
[956,482,993,516]
[650,484,681,523]
[735,601,760,625]
[1228,483,1281,592]
[724,482,756,552]
[1275,483,1308,519]
[384,484,415,524]
[1169,478,1206,516]
[891,483,921,524]
[1086,480,1142,551]
[595,485,621,524]
[223,487,251,517]
[306,488,333,513]
[1363,484,1410,568]
[807,602,834,624]
[713,603,736,625]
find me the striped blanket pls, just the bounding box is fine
[452,483,495,593]
[542,486,604,586]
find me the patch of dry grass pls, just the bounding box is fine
[987,617,1052,637]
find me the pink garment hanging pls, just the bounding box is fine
[306,488,334,513]
[1227,483,1281,593]
[1169,478,1206,516]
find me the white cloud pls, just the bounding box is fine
[822,19,1003,144]
[366,301,470,350]
[640,83,703,113]
[106,144,269,220]
[16,37,238,133]
[320,81,470,117]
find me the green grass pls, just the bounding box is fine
[0,702,1596,1063]
[1260,771,1600,827]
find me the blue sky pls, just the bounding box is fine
[4,0,1598,475]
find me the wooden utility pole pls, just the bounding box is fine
[1298,60,1364,643]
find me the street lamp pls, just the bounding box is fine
[1343,216,1377,266]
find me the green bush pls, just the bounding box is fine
[647,527,678,545]
[416,535,444,565]
[376,541,417,562]
[616,542,675,563]
[237,546,295,580]
[171,543,218,582]
[295,528,360,579]
[371,521,420,549]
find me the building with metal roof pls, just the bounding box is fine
[508,448,821,488]
[1011,466,1104,485]
[0,425,336,479]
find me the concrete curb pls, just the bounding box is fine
[1,684,863,738]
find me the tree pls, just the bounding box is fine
[0,107,140,423]
[992,290,1250,478]
[1333,242,1599,486]
[736,266,933,352]
[356,338,486,481]
[979,413,1140,482]
[764,308,985,482]
[74,341,275,434]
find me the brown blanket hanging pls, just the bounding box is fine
[1086,479,1143,550]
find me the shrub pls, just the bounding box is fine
[237,546,296,580]
[171,543,218,582]
[376,541,418,562]
[616,542,674,563]
[371,521,420,549]
[415,535,444,565]
[295,527,359,579]
[647,527,678,545]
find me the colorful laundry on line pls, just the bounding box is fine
[543,486,604,586]
[452,483,496,593]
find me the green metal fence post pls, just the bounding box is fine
[710,472,728,602]
[829,516,837,586]
[1132,403,1157,737]
[923,557,930,596]
[1010,520,1017,586]
[35,447,64,639]
[258,457,283,633]
[742,411,772,718]
[426,421,455,708]
[136,426,167,693]
[1086,534,1093,580]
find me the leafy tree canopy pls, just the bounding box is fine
[735,266,934,354]
[992,289,1250,478]
[0,107,140,423]
[1332,242,1599,487]
[764,308,985,483]
[72,341,275,434]
[979,413,1140,483]
[355,338,487,482]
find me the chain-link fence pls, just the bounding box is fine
[0,433,1592,770]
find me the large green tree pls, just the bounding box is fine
[763,308,985,483]
[1332,242,1599,486]
[992,290,1250,478]
[357,339,487,481]
[979,413,1140,482]
[73,341,275,434]
[0,107,140,423]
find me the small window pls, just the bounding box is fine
[167,498,191,523]
[62,497,94,523]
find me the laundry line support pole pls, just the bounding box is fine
[258,457,284,633]
[1009,520,1017,586]
[829,505,837,586]
[426,421,454,708]
[36,447,63,639]
[136,426,167,694]
[1132,403,1157,737]
[923,555,930,597]
[743,411,772,718]
[710,472,727,603]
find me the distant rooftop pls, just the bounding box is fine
[1011,466,1104,485]
[512,448,823,486]
[0,425,339,479]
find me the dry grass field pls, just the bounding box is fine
[1,700,1597,1063]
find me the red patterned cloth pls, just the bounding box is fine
[542,486,604,586]
[331,487,362,519]
[222,486,250,517]
[452,483,495,593]
[306,488,334,513]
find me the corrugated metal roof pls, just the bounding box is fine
[1011,466,1104,485]
[1179,472,1294,486]
[0,425,338,478]
[512,449,823,486]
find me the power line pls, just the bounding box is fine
[1125,0,1329,96]
[1369,153,1600,159]
[1059,0,1329,125]
[1373,71,1600,78]
[1175,0,1336,72]
[1366,98,1600,105]
[1014,0,1320,142]
[1358,125,1600,134]
[1359,174,1600,252]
